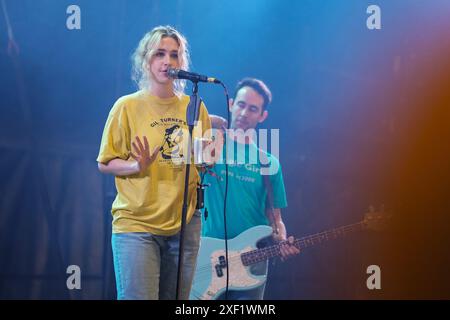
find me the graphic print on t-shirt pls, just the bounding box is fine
[160,124,184,160]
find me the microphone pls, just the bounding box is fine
[167,68,220,83]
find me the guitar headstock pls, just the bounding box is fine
[362,205,391,231]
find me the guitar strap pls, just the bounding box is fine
[260,151,279,235]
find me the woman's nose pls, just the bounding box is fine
[163,54,170,65]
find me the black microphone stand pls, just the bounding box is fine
[176,81,201,300]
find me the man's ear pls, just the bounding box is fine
[258,110,268,123]
[228,98,234,112]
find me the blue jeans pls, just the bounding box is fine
[111,211,201,300]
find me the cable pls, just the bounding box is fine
[217,80,231,300]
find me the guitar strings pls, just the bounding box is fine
[193,222,364,277]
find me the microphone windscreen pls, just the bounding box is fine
[167,68,178,79]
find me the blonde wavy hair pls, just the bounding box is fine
[132,25,190,96]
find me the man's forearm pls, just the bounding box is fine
[267,208,288,241]
[98,158,140,176]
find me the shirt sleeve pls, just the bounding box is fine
[96,99,131,164]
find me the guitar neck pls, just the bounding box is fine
[241,221,366,266]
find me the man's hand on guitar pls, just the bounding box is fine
[271,220,300,261]
[279,236,300,261]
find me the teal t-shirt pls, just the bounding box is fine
[201,138,287,239]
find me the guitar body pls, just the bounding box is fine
[190,225,273,300]
[189,209,386,300]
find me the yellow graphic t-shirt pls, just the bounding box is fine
[97,90,211,235]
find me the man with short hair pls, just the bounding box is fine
[192,78,299,300]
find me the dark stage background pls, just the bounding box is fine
[1,0,450,299]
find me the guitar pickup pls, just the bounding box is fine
[215,264,223,277]
[219,255,227,268]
